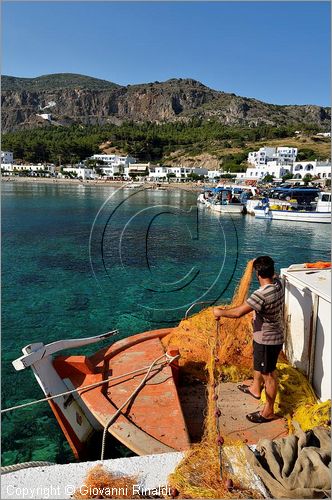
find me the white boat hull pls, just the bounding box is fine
[207,202,245,214]
[254,208,331,224]
[246,199,261,215]
[197,194,210,205]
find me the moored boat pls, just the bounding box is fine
[12,328,287,460]
[197,189,213,205]
[254,191,331,223]
[10,263,331,463]
[199,187,246,214]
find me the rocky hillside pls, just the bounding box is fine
[2,73,330,132]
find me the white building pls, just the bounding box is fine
[315,161,332,180]
[90,154,136,168]
[100,165,122,178]
[245,161,292,180]
[36,113,52,121]
[148,166,168,181]
[232,172,247,180]
[248,147,276,166]
[62,167,95,180]
[293,160,331,180]
[126,163,149,178]
[207,170,222,181]
[274,147,297,164]
[167,166,208,181]
[1,164,55,174]
[316,132,331,138]
[248,146,297,167]
[1,151,13,164]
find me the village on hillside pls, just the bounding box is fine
[1,141,331,187]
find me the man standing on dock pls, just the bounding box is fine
[213,256,284,423]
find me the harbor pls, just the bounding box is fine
[2,1,331,497]
[2,180,331,498]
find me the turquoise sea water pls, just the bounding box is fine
[2,181,330,465]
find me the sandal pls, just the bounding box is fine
[237,384,260,400]
[246,411,278,424]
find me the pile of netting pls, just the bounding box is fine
[162,260,255,384]
[74,465,140,499]
[161,260,331,498]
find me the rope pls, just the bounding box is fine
[100,352,179,461]
[2,359,174,414]
[2,351,179,466]
[1,461,54,474]
[215,320,223,480]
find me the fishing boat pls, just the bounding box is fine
[12,328,287,460]
[253,191,331,223]
[198,187,245,214]
[10,262,331,462]
[197,188,214,205]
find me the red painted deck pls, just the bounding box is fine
[52,329,288,458]
[53,329,190,455]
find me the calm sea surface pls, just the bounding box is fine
[2,181,330,465]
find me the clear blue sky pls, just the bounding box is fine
[2,1,331,106]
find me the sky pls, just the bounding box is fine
[2,1,331,106]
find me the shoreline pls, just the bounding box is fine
[1,177,209,191]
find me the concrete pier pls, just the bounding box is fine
[1,452,184,499]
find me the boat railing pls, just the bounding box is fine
[13,329,119,371]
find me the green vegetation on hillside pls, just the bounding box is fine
[1,74,119,92]
[1,120,329,166]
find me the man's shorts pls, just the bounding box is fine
[253,341,283,374]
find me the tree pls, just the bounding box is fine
[282,172,293,182]
[219,174,237,179]
[94,167,105,176]
[263,174,274,183]
[296,149,317,161]
[187,173,205,181]
[303,174,313,185]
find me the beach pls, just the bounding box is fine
[2,176,206,191]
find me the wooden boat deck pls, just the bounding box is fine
[53,329,288,457]
[216,381,288,444]
[53,329,190,456]
[177,377,288,445]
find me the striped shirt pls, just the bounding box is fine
[246,278,284,345]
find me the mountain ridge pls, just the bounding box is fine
[1,73,330,132]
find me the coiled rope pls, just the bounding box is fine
[100,352,179,461]
[1,461,54,474]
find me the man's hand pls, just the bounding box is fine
[213,307,223,320]
[213,303,254,320]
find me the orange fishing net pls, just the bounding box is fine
[74,465,140,499]
[166,261,265,498]
[305,261,331,269]
[161,261,255,382]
